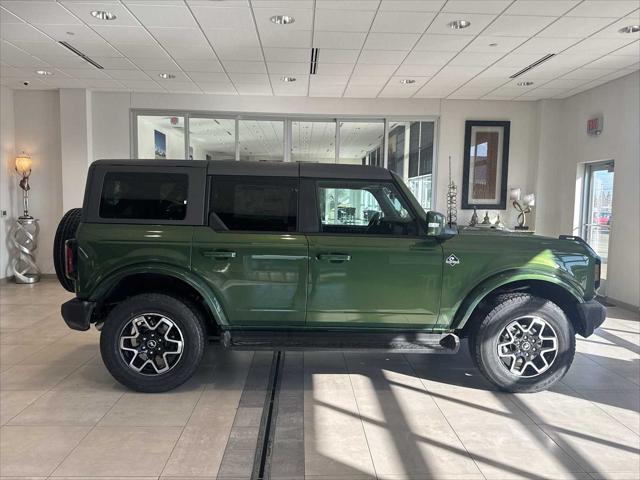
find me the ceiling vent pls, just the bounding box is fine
[509,53,555,79]
[58,41,104,69]
[310,48,319,75]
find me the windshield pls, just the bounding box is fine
[391,172,426,218]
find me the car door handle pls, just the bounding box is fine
[317,253,351,262]
[201,250,236,259]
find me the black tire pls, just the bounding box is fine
[100,293,206,393]
[53,208,82,292]
[469,293,575,393]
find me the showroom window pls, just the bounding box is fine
[136,115,186,160]
[339,121,385,165]
[291,120,336,163]
[209,176,298,232]
[189,117,235,161]
[238,119,284,162]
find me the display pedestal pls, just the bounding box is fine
[12,216,41,284]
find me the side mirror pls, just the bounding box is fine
[426,211,457,238]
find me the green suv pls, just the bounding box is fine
[55,160,605,393]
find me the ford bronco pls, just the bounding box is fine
[55,160,605,393]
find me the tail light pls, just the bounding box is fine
[594,258,601,290]
[64,239,77,280]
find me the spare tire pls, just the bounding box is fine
[53,208,82,292]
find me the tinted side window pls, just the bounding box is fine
[210,176,298,232]
[100,172,188,220]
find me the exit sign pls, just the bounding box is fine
[587,116,603,136]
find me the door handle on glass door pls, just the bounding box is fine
[202,250,236,259]
[317,253,351,262]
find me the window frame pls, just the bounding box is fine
[207,174,301,234]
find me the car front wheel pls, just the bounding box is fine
[100,293,205,392]
[469,293,575,393]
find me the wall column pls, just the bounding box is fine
[59,88,92,212]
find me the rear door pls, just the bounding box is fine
[303,177,443,328]
[192,174,308,327]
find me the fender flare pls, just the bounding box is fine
[89,263,230,326]
[450,270,584,330]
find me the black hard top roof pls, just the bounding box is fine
[92,159,392,180]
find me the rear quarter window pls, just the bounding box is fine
[99,172,189,220]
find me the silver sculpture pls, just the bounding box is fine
[510,188,535,230]
[12,153,40,284]
[446,156,458,227]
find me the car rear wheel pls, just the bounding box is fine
[469,293,575,393]
[100,293,206,392]
[53,208,82,292]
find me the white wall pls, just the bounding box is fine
[0,85,16,279]
[13,90,63,275]
[537,71,639,308]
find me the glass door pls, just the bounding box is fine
[582,161,614,292]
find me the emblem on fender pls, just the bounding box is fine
[445,254,460,266]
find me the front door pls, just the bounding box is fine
[305,179,443,328]
[192,175,308,327]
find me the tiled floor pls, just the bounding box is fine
[1,279,638,480]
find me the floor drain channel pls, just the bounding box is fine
[252,350,285,480]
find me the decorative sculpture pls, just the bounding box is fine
[510,188,535,230]
[469,206,479,226]
[12,152,40,284]
[446,156,458,228]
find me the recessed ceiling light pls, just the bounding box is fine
[90,10,116,21]
[489,42,498,47]
[281,76,296,82]
[35,70,53,76]
[448,20,471,30]
[400,79,416,84]
[517,81,534,86]
[270,15,295,25]
[158,73,175,79]
[618,25,640,34]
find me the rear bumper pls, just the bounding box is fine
[576,299,607,337]
[61,298,95,331]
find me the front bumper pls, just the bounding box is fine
[576,299,607,337]
[61,298,95,331]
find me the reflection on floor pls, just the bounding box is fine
[1,279,638,480]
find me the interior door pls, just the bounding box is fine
[305,179,443,328]
[191,175,308,327]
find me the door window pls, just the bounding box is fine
[316,181,417,236]
[210,176,298,232]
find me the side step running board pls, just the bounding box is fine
[222,330,459,354]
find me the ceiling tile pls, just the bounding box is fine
[91,26,156,45]
[310,74,350,85]
[372,11,437,34]
[263,48,309,62]
[60,2,139,26]
[364,33,420,50]
[476,65,523,78]
[512,37,579,54]
[379,1,445,12]
[315,63,354,75]
[149,27,208,47]
[443,1,511,14]
[448,51,504,66]
[538,17,615,38]
[234,83,272,95]
[354,63,398,76]
[593,15,640,39]
[196,82,236,95]
[427,12,497,35]
[10,41,71,57]
[126,4,196,28]
[66,41,122,58]
[315,9,375,32]
[57,67,109,79]
[395,64,441,75]
[404,50,457,65]
[316,49,360,63]
[119,79,165,92]
[267,62,310,74]
[0,23,51,43]
[566,1,639,18]
[103,69,148,80]
[253,7,313,31]
[433,64,485,80]
[349,75,389,86]
[561,67,618,79]
[190,5,254,30]
[314,31,367,49]
[378,86,418,98]
[163,81,201,93]
[464,35,528,53]
[185,71,229,82]
[250,1,313,9]
[144,70,190,81]
[465,76,508,87]
[166,44,216,60]
[222,61,266,73]
[494,53,551,68]
[176,58,223,72]
[413,82,458,97]
[1,7,24,24]
[113,43,168,58]
[343,84,381,97]
[564,37,636,55]
[204,28,260,50]
[447,86,496,98]
[413,33,472,51]
[93,57,138,69]
[1,1,82,25]
[538,77,590,89]
[519,87,571,98]
[30,55,87,69]
[358,50,407,64]
[260,29,311,48]
[316,0,379,11]
[609,40,640,56]
[228,72,269,84]
[38,24,104,43]
[483,15,557,37]
[214,47,263,61]
[128,56,177,70]
[586,54,639,69]
[504,1,579,16]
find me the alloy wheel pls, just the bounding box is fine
[497,316,558,377]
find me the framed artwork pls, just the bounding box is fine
[462,120,510,210]
[154,130,166,159]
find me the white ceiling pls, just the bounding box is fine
[0,0,638,100]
